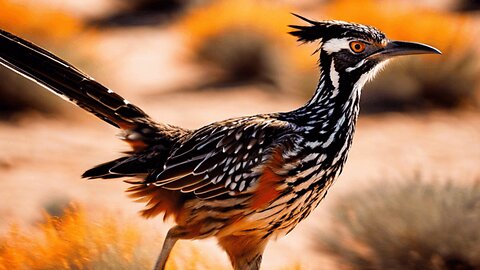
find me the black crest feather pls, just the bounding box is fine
[288,13,387,44]
[288,13,323,43]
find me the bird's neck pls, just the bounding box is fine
[292,59,364,132]
[276,57,368,191]
[281,56,369,177]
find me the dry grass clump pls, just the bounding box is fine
[0,204,225,270]
[317,179,480,270]
[0,204,150,270]
[179,0,315,91]
[322,0,480,112]
[0,203,301,270]
[0,0,85,120]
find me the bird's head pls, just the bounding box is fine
[289,14,441,91]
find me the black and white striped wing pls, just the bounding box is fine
[149,117,295,199]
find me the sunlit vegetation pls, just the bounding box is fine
[0,204,214,270]
[0,204,301,270]
[317,179,480,270]
[0,204,150,270]
[178,0,316,92]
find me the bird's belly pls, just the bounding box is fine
[214,172,337,239]
[178,171,337,240]
[247,176,334,238]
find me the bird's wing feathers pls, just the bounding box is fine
[149,116,297,199]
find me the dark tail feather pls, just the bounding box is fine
[0,29,153,129]
[82,156,132,179]
[82,154,155,179]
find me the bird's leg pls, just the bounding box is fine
[153,226,188,270]
[218,235,268,270]
[233,253,264,270]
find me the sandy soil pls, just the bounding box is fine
[1,27,479,270]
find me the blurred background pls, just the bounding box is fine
[0,0,479,269]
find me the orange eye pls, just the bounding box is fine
[349,41,366,53]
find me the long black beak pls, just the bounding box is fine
[368,40,441,60]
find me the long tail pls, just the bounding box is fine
[0,29,153,130]
[0,29,190,181]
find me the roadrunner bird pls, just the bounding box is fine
[0,14,440,270]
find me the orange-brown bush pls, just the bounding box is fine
[0,204,302,270]
[317,179,480,270]
[178,0,316,92]
[0,204,150,270]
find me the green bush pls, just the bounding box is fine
[317,179,480,270]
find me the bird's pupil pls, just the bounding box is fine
[355,44,360,50]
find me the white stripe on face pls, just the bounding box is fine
[322,38,352,54]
